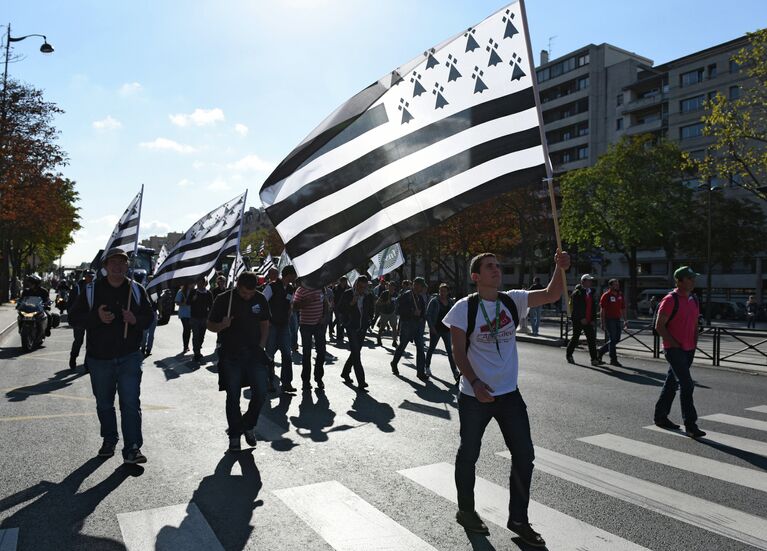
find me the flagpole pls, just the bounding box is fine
[124,184,143,338]
[518,0,570,315]
[227,190,248,318]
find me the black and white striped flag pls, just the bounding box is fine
[256,254,275,277]
[227,252,246,288]
[102,186,143,258]
[153,244,168,273]
[146,192,247,295]
[259,0,547,288]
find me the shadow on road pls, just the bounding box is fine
[291,389,353,442]
[347,391,395,433]
[158,450,262,551]
[5,369,85,402]
[0,458,135,550]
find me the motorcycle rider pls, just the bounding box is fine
[21,275,52,336]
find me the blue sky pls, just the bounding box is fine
[4,0,764,265]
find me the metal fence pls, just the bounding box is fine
[557,314,767,370]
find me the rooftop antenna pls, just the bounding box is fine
[547,35,557,58]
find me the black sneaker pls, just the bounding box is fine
[69,356,77,371]
[97,440,116,458]
[610,360,623,367]
[686,425,706,438]
[315,380,325,390]
[244,427,257,447]
[456,510,489,535]
[390,360,399,375]
[654,418,681,430]
[124,447,147,464]
[591,358,605,366]
[228,436,241,452]
[282,384,297,393]
[566,355,575,364]
[507,520,545,547]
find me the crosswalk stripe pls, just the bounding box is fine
[0,528,18,551]
[578,433,767,492]
[746,405,767,414]
[117,502,224,551]
[273,480,438,551]
[398,462,651,551]
[498,448,767,550]
[644,425,767,458]
[700,413,767,432]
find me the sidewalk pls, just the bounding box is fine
[0,302,18,341]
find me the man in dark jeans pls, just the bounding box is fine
[654,266,706,438]
[565,274,602,366]
[597,278,627,367]
[292,281,328,390]
[189,276,213,362]
[339,276,375,391]
[68,269,95,371]
[68,248,153,464]
[443,250,570,548]
[331,277,349,343]
[207,271,271,452]
[263,265,297,392]
[390,277,428,382]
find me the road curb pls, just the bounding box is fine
[0,320,16,341]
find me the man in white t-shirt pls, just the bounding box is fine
[442,251,570,548]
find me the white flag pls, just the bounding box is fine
[368,243,405,278]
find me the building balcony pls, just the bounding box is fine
[547,134,589,153]
[621,93,665,115]
[624,118,663,135]
[543,111,589,132]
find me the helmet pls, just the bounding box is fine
[26,274,42,284]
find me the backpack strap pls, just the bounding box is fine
[497,292,520,329]
[465,292,520,351]
[667,292,680,324]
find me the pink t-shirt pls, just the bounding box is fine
[658,291,699,351]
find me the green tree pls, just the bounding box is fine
[702,28,767,197]
[560,135,692,312]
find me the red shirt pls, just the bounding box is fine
[599,291,625,320]
[658,291,699,351]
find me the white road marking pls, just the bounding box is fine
[746,405,767,414]
[399,462,651,550]
[700,413,767,432]
[273,480,438,551]
[645,425,767,458]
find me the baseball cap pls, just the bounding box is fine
[103,248,129,262]
[580,274,596,282]
[413,276,427,286]
[674,266,700,280]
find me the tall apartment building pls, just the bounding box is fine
[528,35,763,300]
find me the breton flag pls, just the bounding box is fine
[369,243,405,278]
[146,192,247,295]
[244,243,252,255]
[257,240,266,256]
[259,0,547,288]
[153,244,168,273]
[227,252,246,288]
[256,254,275,277]
[277,249,292,271]
[102,185,143,258]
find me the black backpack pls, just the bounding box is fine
[652,291,699,336]
[465,292,520,351]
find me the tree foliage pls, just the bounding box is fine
[560,135,692,309]
[702,28,767,196]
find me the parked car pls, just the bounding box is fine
[701,300,746,321]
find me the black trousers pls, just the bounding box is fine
[566,321,598,360]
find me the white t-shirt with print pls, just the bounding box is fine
[442,290,528,397]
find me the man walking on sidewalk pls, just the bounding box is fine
[653,266,706,439]
[442,250,570,548]
[565,274,601,366]
[69,248,153,464]
[597,279,627,367]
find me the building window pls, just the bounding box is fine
[577,76,589,90]
[680,123,704,140]
[680,94,705,113]
[729,59,740,73]
[577,122,589,136]
[680,68,704,87]
[707,63,717,79]
[729,85,741,100]
[616,118,623,130]
[562,151,572,163]
[577,146,588,160]
[577,53,590,67]
[616,93,624,106]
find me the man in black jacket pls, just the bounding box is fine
[565,274,602,366]
[69,248,153,464]
[263,265,297,392]
[68,269,95,371]
[189,276,214,362]
[339,276,375,390]
[391,277,428,381]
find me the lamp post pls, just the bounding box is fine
[0,24,53,303]
[706,178,712,326]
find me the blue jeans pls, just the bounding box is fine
[529,306,542,335]
[655,348,698,427]
[267,323,293,385]
[142,314,157,353]
[425,330,457,376]
[87,350,143,458]
[289,312,299,350]
[392,319,425,375]
[221,350,268,436]
[455,390,534,523]
[598,318,622,361]
[299,324,326,384]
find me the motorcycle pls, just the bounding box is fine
[55,289,69,314]
[16,296,52,352]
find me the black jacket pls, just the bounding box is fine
[396,289,425,321]
[570,284,598,324]
[338,288,375,330]
[69,278,153,360]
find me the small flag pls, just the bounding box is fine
[244,243,252,255]
[258,240,266,256]
[102,186,143,258]
[256,254,275,277]
[153,244,168,274]
[368,243,405,278]
[227,252,246,288]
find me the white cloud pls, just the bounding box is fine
[207,178,231,191]
[177,178,194,188]
[192,161,206,170]
[169,108,225,127]
[119,82,143,96]
[227,154,275,173]
[142,219,172,233]
[234,123,249,137]
[92,115,122,131]
[139,138,197,154]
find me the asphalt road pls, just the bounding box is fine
[0,316,766,551]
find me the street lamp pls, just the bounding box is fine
[701,178,720,326]
[0,23,54,302]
